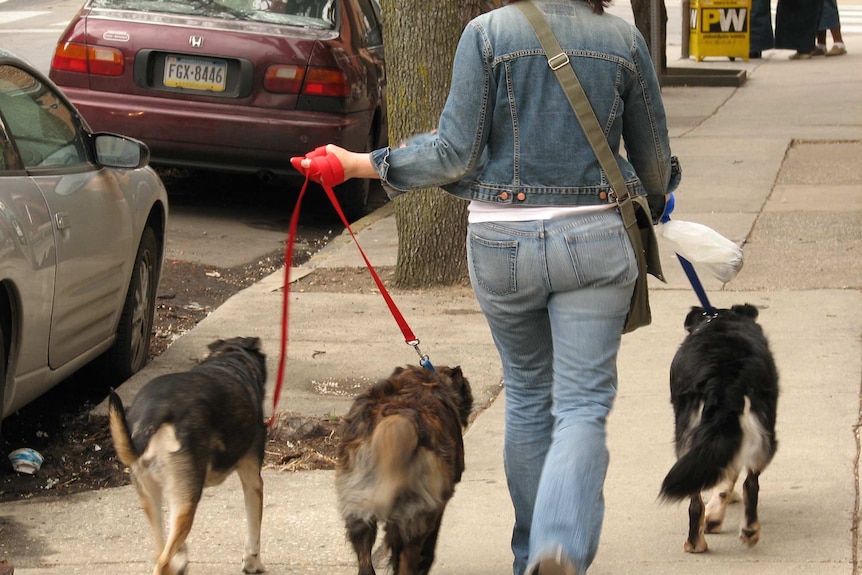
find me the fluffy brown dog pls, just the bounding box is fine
[108,337,268,575]
[336,365,473,575]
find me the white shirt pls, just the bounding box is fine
[467,200,614,223]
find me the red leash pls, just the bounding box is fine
[266,177,308,427]
[267,158,432,426]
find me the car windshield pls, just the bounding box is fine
[89,0,336,29]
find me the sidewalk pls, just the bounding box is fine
[2,37,862,575]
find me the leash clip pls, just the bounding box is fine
[408,340,435,372]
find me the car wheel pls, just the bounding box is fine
[100,226,159,385]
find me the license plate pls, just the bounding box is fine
[163,55,227,92]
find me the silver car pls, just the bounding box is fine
[0,49,168,423]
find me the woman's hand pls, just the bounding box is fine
[293,144,378,184]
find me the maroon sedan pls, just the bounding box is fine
[49,0,387,220]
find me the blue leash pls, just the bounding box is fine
[676,254,717,316]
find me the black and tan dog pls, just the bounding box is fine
[108,337,268,575]
[336,365,473,575]
[660,304,779,553]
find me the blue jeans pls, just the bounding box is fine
[750,0,775,52]
[819,0,840,31]
[466,210,637,575]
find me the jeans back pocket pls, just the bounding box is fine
[468,232,518,296]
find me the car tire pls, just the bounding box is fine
[99,226,159,385]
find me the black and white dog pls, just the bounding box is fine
[660,304,779,553]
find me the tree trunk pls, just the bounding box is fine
[381,0,501,288]
[631,0,669,73]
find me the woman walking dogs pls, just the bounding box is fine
[293,1,679,573]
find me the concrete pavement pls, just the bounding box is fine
[2,33,862,575]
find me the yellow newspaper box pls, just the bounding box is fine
[690,0,751,61]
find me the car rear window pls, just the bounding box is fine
[89,0,336,29]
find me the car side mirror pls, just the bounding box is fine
[93,133,150,169]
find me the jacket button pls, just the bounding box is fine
[516,192,526,201]
[499,192,509,201]
[599,191,608,200]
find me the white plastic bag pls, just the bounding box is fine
[657,220,744,283]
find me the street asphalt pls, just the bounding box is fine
[2,36,861,575]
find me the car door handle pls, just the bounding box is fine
[55,212,70,230]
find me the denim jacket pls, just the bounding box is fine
[370,0,680,208]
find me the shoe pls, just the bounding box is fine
[789,51,812,60]
[812,46,827,56]
[826,45,847,56]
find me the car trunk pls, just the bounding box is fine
[47,2,377,175]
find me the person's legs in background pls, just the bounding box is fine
[816,0,847,55]
[775,0,823,58]
[749,0,775,57]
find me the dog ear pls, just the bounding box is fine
[207,337,261,355]
[731,303,759,320]
[442,366,473,427]
[445,365,463,382]
[683,307,706,332]
[208,339,227,353]
[239,336,262,351]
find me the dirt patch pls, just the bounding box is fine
[0,410,342,503]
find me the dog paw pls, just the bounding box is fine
[242,554,266,573]
[684,539,708,553]
[739,527,760,547]
[168,555,189,575]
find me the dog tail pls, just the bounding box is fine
[370,414,418,515]
[660,393,744,501]
[108,391,140,467]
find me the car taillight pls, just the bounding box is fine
[264,65,304,93]
[303,68,349,97]
[264,65,348,97]
[52,43,88,73]
[52,43,124,76]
